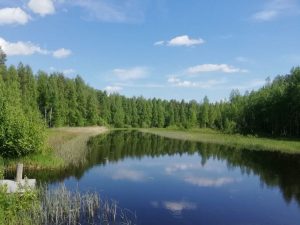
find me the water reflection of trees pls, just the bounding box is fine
[18,130,300,205]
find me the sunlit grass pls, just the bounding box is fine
[139,128,300,154]
[4,127,108,170]
[48,127,108,167]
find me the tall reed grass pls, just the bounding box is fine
[1,184,136,225]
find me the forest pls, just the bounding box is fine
[0,47,300,157]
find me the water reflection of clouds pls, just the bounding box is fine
[150,200,197,215]
[165,161,226,175]
[163,201,197,214]
[184,176,236,187]
[165,163,200,174]
[111,169,147,182]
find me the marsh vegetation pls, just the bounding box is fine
[0,184,136,225]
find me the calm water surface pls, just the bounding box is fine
[28,131,300,224]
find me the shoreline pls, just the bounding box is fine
[138,128,300,154]
[4,126,108,171]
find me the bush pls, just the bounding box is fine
[0,103,45,158]
[224,119,237,134]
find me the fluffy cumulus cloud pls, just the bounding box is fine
[28,0,55,16]
[112,67,147,81]
[155,35,205,47]
[0,7,30,25]
[252,0,299,21]
[0,37,71,59]
[53,48,72,58]
[187,64,247,74]
[104,85,123,94]
[168,76,225,89]
[0,37,48,55]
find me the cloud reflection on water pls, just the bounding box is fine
[111,169,146,182]
[150,200,197,215]
[184,176,236,187]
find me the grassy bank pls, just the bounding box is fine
[139,128,300,154]
[5,126,108,170]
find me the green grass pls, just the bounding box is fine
[4,151,63,170]
[4,127,108,170]
[139,128,300,154]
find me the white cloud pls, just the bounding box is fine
[0,37,72,59]
[28,0,55,16]
[62,68,76,75]
[113,67,147,81]
[253,10,278,21]
[168,35,205,47]
[104,85,123,94]
[111,169,146,182]
[155,35,205,47]
[0,7,30,25]
[168,76,226,89]
[187,64,247,74]
[252,0,299,21]
[163,201,197,214]
[0,37,48,56]
[68,0,143,23]
[154,40,165,46]
[53,48,72,58]
[184,176,236,187]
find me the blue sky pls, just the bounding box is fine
[0,0,299,102]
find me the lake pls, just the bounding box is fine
[26,130,300,225]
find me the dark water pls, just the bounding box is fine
[25,131,300,224]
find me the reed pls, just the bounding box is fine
[1,184,136,225]
[48,127,108,167]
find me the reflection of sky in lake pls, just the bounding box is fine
[57,153,300,225]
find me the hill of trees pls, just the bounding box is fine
[0,46,300,157]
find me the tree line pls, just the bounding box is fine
[0,47,300,157]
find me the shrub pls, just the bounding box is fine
[0,103,45,158]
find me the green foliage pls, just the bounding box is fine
[1,57,300,160]
[0,186,39,225]
[0,65,45,158]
